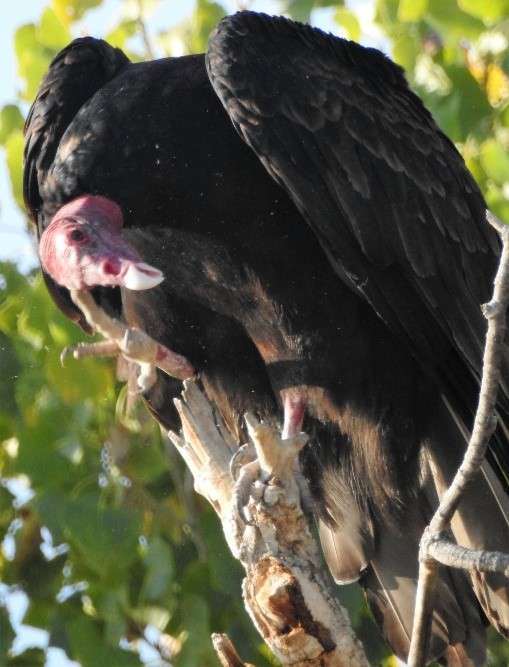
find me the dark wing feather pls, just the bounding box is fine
[23,36,129,235]
[23,37,129,331]
[205,12,499,386]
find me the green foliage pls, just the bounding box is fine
[155,0,226,58]
[375,0,509,222]
[0,255,272,665]
[1,0,508,665]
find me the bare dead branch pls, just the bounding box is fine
[408,210,509,666]
[168,380,369,667]
[422,532,509,576]
[212,633,254,667]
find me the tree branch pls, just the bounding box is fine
[168,380,369,667]
[408,210,509,666]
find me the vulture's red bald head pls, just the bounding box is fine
[39,195,163,291]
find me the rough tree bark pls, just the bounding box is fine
[168,382,369,667]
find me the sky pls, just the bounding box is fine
[0,0,46,270]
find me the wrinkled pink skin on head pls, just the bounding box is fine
[39,195,163,291]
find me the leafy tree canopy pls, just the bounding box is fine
[0,1,508,664]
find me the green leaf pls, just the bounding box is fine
[180,561,211,597]
[0,261,29,297]
[45,347,115,404]
[398,0,428,22]
[193,0,226,52]
[14,24,55,101]
[426,0,485,41]
[458,0,509,21]
[0,105,25,146]
[334,7,361,42]
[486,184,509,223]
[198,512,240,596]
[0,483,15,515]
[65,497,141,579]
[104,20,139,52]
[51,0,103,27]
[35,492,142,579]
[65,614,142,667]
[140,535,175,603]
[175,595,219,667]
[285,0,314,23]
[21,600,52,630]
[7,647,46,665]
[392,33,420,72]
[480,139,509,184]
[423,64,492,141]
[5,131,24,210]
[0,607,16,663]
[313,0,346,5]
[17,440,75,490]
[18,552,66,602]
[129,605,171,630]
[0,332,21,428]
[125,438,168,483]
[165,0,226,56]
[95,586,129,645]
[37,8,72,50]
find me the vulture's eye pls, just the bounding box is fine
[69,229,88,243]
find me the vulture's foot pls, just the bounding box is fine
[120,328,194,391]
[233,414,308,524]
[65,290,194,391]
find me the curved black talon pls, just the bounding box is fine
[229,442,256,480]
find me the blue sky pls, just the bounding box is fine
[0,0,47,270]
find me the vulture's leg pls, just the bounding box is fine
[233,414,309,523]
[66,290,194,391]
[281,388,307,439]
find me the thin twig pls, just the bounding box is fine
[407,211,509,666]
[423,532,509,576]
[134,0,156,60]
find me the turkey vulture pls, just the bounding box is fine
[24,11,509,664]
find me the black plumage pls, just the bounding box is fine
[24,12,509,664]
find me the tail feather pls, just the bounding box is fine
[359,496,486,665]
[318,514,373,585]
[317,470,374,584]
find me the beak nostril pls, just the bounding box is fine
[102,259,120,276]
